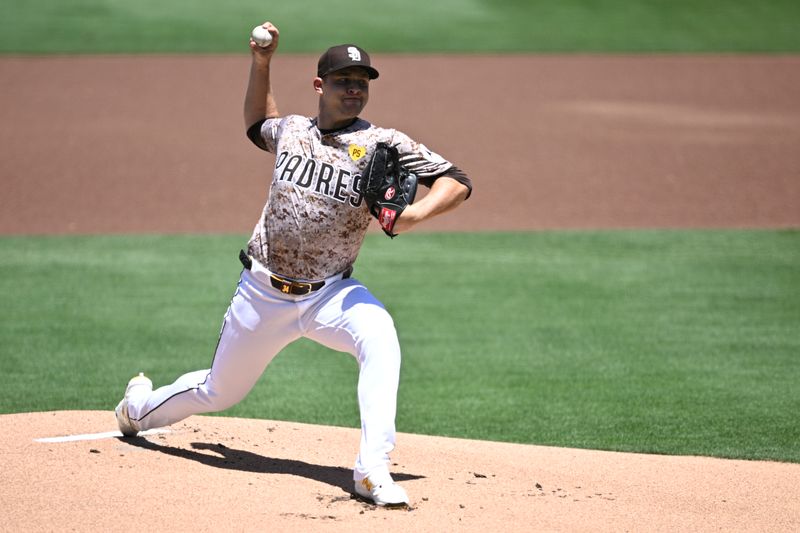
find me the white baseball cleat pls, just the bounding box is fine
[354,474,409,506]
[115,372,153,437]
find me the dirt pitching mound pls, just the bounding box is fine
[2,411,798,532]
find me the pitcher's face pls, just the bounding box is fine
[317,67,371,119]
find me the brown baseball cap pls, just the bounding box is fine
[317,44,379,79]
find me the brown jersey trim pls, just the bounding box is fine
[419,166,473,199]
[247,119,269,151]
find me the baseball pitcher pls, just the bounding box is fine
[114,21,472,507]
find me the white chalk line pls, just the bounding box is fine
[34,428,171,443]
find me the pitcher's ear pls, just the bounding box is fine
[313,77,324,95]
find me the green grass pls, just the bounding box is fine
[1,231,798,463]
[1,0,799,53]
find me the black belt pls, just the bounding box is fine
[239,250,347,296]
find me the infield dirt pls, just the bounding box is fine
[1,54,799,233]
[1,54,799,532]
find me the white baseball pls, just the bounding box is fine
[251,26,273,47]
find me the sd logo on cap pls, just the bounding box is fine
[317,44,380,79]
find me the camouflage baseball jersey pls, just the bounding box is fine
[246,115,457,280]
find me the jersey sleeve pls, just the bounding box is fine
[390,131,473,198]
[246,117,283,153]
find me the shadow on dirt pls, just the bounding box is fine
[121,437,425,494]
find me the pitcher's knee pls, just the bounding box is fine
[356,313,400,363]
[197,380,247,413]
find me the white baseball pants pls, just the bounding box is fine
[126,265,402,482]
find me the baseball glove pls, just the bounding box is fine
[363,142,418,237]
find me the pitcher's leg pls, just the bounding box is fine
[129,368,218,430]
[304,280,402,481]
[352,310,401,481]
[127,273,299,431]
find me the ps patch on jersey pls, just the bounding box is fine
[349,144,367,161]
